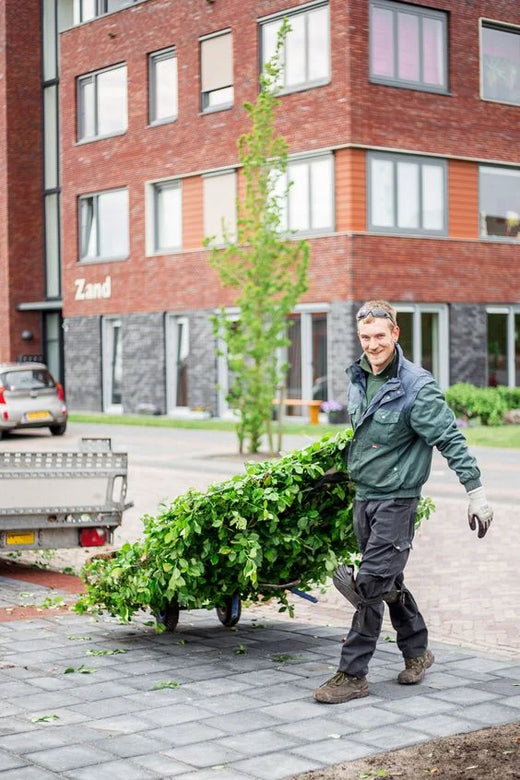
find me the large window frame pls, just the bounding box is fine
[78,187,129,262]
[479,165,520,241]
[481,20,520,106]
[260,1,330,95]
[77,63,128,142]
[276,153,335,235]
[367,152,447,236]
[487,307,520,388]
[394,303,449,388]
[149,47,178,125]
[369,0,448,94]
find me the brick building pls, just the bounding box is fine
[2,0,520,417]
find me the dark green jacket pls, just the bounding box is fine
[346,345,481,500]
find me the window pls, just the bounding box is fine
[395,304,448,387]
[166,315,189,411]
[481,23,520,105]
[480,166,520,240]
[487,308,520,387]
[74,0,140,24]
[77,64,127,141]
[261,3,330,93]
[102,317,123,413]
[370,0,447,93]
[79,188,129,261]
[368,152,446,235]
[286,310,328,409]
[200,31,233,112]
[150,180,182,252]
[149,48,178,124]
[275,154,334,234]
[203,171,237,245]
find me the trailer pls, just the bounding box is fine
[0,438,132,550]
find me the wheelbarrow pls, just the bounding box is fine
[157,579,319,632]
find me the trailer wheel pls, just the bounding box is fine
[216,593,241,627]
[159,601,180,632]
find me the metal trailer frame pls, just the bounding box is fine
[0,439,132,550]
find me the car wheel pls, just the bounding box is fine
[49,423,67,436]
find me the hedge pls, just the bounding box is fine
[445,383,520,426]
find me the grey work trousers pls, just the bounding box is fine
[339,497,428,678]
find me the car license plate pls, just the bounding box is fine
[6,531,35,546]
[26,411,52,420]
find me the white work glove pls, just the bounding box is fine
[467,487,493,539]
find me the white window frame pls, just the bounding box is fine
[149,47,178,125]
[368,152,447,236]
[486,306,520,387]
[78,187,129,262]
[147,178,183,254]
[200,30,234,113]
[77,63,128,141]
[480,19,520,107]
[216,304,329,419]
[73,0,141,24]
[369,0,448,93]
[277,152,335,235]
[102,316,123,414]
[165,314,190,413]
[260,1,330,95]
[393,303,449,388]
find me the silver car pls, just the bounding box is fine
[0,363,68,438]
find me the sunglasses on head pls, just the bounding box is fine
[356,307,396,324]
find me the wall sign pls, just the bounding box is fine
[74,275,112,301]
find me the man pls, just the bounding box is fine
[314,300,493,704]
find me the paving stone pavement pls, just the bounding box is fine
[0,599,519,780]
[1,426,519,777]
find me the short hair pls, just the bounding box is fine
[356,299,397,327]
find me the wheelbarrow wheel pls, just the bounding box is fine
[158,601,180,632]
[216,593,241,627]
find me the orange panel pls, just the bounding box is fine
[336,148,366,233]
[183,175,203,250]
[449,160,479,239]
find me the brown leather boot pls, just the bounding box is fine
[398,649,435,685]
[314,671,369,703]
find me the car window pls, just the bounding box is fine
[0,369,55,391]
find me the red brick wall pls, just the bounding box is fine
[59,0,520,321]
[0,0,44,360]
[349,0,520,160]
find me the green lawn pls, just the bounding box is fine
[69,412,520,448]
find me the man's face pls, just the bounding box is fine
[357,318,399,374]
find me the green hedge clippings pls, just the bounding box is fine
[75,430,433,624]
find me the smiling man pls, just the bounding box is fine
[314,300,494,705]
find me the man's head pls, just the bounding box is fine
[356,300,399,374]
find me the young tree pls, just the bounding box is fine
[208,20,309,455]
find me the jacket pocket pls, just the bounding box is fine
[370,409,401,444]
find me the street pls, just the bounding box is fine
[1,422,519,657]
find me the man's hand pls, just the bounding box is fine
[467,487,493,538]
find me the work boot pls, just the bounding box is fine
[397,649,435,685]
[314,671,369,703]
